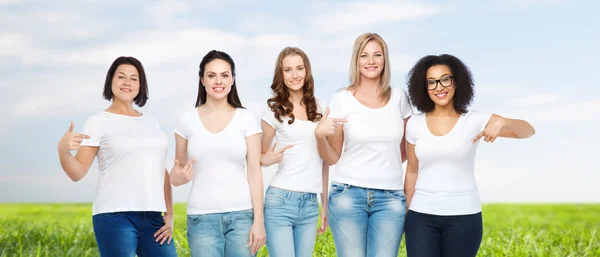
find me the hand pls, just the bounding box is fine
[248,222,266,255]
[170,159,195,186]
[317,210,328,235]
[473,115,506,144]
[315,108,347,138]
[154,213,174,245]
[261,143,293,166]
[58,122,90,153]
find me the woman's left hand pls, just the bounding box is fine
[154,213,174,245]
[248,222,266,254]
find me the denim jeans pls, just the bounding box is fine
[187,209,255,257]
[264,186,319,257]
[92,211,177,257]
[405,210,483,257]
[327,182,407,257]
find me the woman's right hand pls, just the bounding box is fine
[58,122,90,153]
[314,108,347,138]
[170,159,195,186]
[261,144,293,167]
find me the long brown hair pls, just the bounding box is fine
[267,47,322,124]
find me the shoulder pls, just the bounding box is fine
[237,108,259,120]
[316,98,327,113]
[330,88,351,103]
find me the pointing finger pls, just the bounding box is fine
[269,143,276,152]
[323,108,330,119]
[68,122,74,132]
[473,132,484,143]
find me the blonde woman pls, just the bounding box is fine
[315,33,413,256]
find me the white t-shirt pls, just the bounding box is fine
[80,111,168,215]
[328,87,413,190]
[174,108,262,215]
[406,111,492,216]
[262,99,326,193]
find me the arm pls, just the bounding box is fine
[154,169,175,245]
[315,109,346,166]
[170,134,194,186]
[400,117,410,163]
[246,133,267,254]
[318,162,329,235]
[474,114,536,143]
[57,122,98,182]
[260,121,292,166]
[404,142,418,210]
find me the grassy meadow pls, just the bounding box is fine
[0,204,598,257]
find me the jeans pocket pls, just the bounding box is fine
[187,214,204,226]
[386,190,406,201]
[242,209,254,220]
[329,182,347,199]
[265,191,287,208]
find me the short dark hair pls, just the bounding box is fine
[407,54,474,114]
[103,56,149,107]
[195,50,244,108]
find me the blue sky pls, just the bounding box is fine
[1,0,598,203]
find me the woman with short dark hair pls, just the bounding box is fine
[57,56,176,257]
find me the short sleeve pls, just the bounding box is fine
[405,115,419,145]
[327,91,346,119]
[261,107,278,130]
[244,110,262,137]
[80,115,102,147]
[398,88,413,119]
[174,112,188,139]
[471,111,493,131]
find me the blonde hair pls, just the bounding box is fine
[347,33,392,102]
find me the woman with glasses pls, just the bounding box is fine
[315,33,413,257]
[404,54,535,257]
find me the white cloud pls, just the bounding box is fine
[511,94,562,107]
[314,1,444,33]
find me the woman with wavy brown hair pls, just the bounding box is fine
[260,47,329,257]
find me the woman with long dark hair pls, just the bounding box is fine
[170,50,266,257]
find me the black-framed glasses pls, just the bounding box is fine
[426,76,453,90]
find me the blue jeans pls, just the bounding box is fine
[405,210,482,257]
[187,209,255,257]
[92,211,177,257]
[327,182,407,257]
[264,186,319,257]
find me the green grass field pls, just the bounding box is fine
[0,204,598,257]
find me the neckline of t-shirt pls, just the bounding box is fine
[346,88,394,112]
[102,111,145,119]
[424,112,467,138]
[196,107,239,135]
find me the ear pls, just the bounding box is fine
[231,77,235,87]
[200,76,205,87]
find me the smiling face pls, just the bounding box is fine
[426,65,456,108]
[281,54,306,92]
[200,58,235,101]
[358,40,385,81]
[110,64,140,104]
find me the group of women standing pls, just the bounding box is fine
[58,32,535,257]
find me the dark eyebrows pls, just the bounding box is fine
[427,74,452,80]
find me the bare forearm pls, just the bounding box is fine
[316,136,340,166]
[400,139,407,163]
[163,170,173,214]
[504,117,536,138]
[321,164,330,210]
[404,170,418,208]
[248,170,265,223]
[58,151,85,182]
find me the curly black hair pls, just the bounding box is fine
[406,54,474,114]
